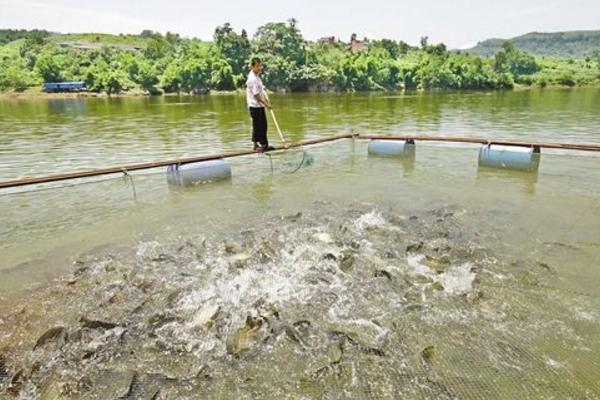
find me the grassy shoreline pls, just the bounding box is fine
[2,83,598,100]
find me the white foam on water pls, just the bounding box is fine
[405,254,477,295]
[353,210,386,233]
[167,239,339,357]
[173,236,350,351]
[573,307,595,321]
[313,232,334,244]
[135,240,161,258]
[191,304,220,328]
[437,263,476,295]
[544,356,564,369]
[350,318,389,339]
[405,253,435,277]
[357,238,376,255]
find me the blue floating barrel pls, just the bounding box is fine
[368,139,416,157]
[478,144,541,172]
[167,159,231,186]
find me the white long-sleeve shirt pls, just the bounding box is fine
[246,71,266,108]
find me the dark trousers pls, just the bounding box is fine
[249,107,268,147]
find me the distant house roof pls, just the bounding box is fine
[318,36,337,45]
[348,39,367,52]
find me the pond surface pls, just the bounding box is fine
[0,89,599,399]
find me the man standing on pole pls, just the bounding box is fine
[247,57,274,152]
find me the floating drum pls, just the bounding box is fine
[478,144,541,172]
[166,159,231,186]
[368,139,416,157]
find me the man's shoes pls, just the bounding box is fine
[253,143,275,152]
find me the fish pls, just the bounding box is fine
[374,270,392,281]
[33,327,68,350]
[80,316,119,330]
[406,242,424,252]
[338,250,356,272]
[421,345,435,363]
[226,316,264,356]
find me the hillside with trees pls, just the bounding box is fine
[466,30,600,58]
[1,21,599,95]
[0,29,51,46]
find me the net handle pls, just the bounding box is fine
[270,109,287,144]
[264,91,287,144]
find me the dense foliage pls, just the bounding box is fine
[0,22,598,94]
[0,29,51,46]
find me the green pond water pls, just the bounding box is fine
[0,89,599,399]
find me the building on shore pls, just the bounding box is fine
[317,36,337,45]
[348,38,367,52]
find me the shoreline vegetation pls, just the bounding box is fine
[1,21,600,97]
[1,84,595,100]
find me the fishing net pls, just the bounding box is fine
[265,146,314,175]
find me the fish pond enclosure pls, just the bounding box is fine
[0,90,599,399]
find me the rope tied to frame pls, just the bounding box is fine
[261,92,309,175]
[121,168,137,202]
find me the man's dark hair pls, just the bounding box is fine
[251,57,262,66]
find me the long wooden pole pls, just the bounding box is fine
[0,134,354,189]
[263,91,287,144]
[359,134,600,152]
[1,132,599,190]
[269,109,287,144]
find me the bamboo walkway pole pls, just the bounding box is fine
[0,133,354,189]
[1,132,598,190]
[359,134,600,152]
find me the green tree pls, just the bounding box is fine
[214,23,251,78]
[210,58,235,90]
[306,42,346,90]
[105,69,132,94]
[145,35,173,60]
[140,30,157,38]
[371,39,402,59]
[0,29,49,46]
[494,41,539,76]
[82,47,134,93]
[83,57,110,92]
[165,31,181,45]
[253,19,308,90]
[23,31,46,47]
[129,58,160,92]
[425,43,447,57]
[557,70,576,87]
[258,54,295,89]
[0,57,33,91]
[161,42,212,93]
[254,19,306,66]
[35,52,65,82]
